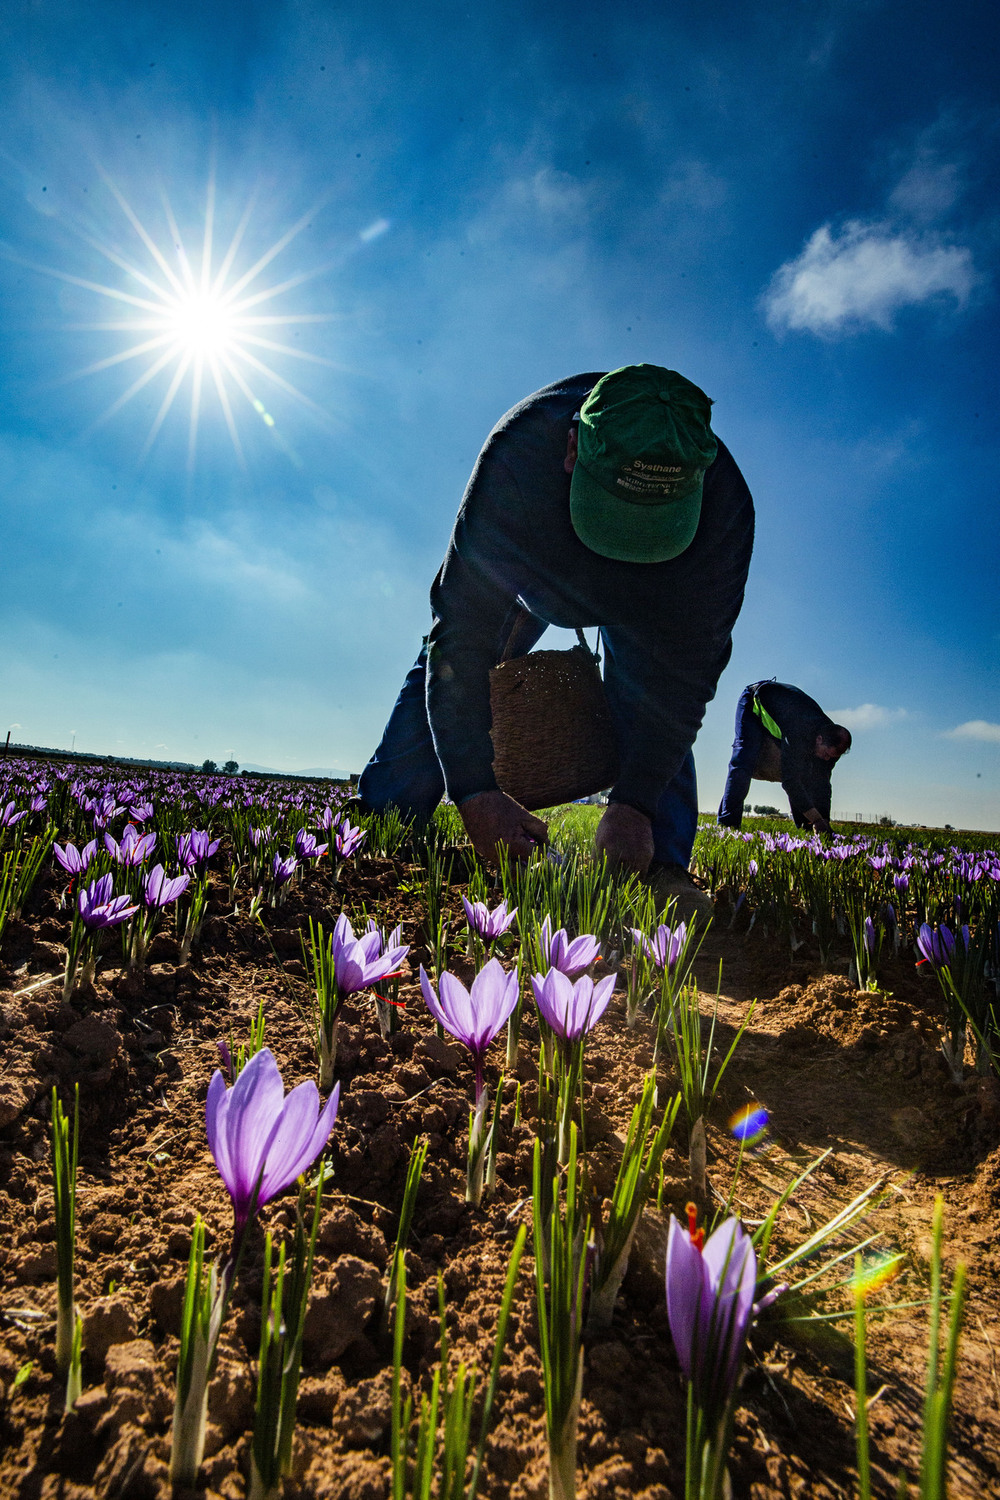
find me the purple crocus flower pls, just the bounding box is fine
[916,923,956,970]
[272,852,299,887]
[330,914,409,996]
[419,959,519,1100]
[104,824,156,867]
[0,801,27,829]
[530,967,616,1043]
[78,873,139,930]
[892,873,909,894]
[205,1047,340,1241]
[537,914,600,977]
[631,921,688,972]
[665,1207,759,1424]
[90,796,123,830]
[177,829,221,871]
[365,916,405,959]
[142,864,191,909]
[332,817,365,860]
[293,828,328,861]
[462,896,517,944]
[29,794,47,814]
[129,801,154,823]
[863,916,877,956]
[53,839,98,876]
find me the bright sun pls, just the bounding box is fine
[38,173,335,468]
[164,290,240,359]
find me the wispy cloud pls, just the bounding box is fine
[763,123,982,337]
[764,220,974,334]
[943,720,1000,744]
[888,158,963,224]
[829,703,909,730]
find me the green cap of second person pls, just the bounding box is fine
[570,364,718,563]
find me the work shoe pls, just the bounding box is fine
[646,862,714,923]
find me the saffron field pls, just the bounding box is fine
[0,752,998,1499]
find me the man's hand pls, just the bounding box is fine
[459,790,549,863]
[595,802,654,877]
[803,807,831,835]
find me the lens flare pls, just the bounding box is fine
[851,1252,903,1300]
[729,1102,769,1145]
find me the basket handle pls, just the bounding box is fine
[575,628,601,663]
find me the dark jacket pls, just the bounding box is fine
[425,373,756,816]
[752,681,836,823]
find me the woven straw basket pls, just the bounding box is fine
[489,630,620,810]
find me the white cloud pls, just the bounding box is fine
[765,220,975,334]
[829,704,909,731]
[943,720,1000,744]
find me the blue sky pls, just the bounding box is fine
[1,0,997,828]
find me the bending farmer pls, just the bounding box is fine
[359,364,755,917]
[717,681,852,833]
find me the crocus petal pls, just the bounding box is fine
[257,1079,331,1202]
[560,933,601,975]
[220,1049,286,1209]
[666,1216,706,1381]
[700,1217,758,1391]
[333,945,368,996]
[53,843,79,874]
[437,968,478,1042]
[467,959,520,1051]
[586,972,617,1028]
[206,1070,236,1194]
[358,929,383,963]
[419,966,450,1032]
[532,968,575,1038]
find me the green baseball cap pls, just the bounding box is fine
[569,364,718,562]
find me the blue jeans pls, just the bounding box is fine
[358,636,700,869]
[717,686,764,828]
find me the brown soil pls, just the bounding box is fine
[1,856,999,1500]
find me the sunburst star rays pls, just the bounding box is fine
[25,170,342,469]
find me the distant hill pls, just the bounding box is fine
[240,762,354,780]
[7,741,196,771]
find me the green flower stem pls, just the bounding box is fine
[303,916,343,1089]
[383,1137,429,1338]
[919,1196,968,1500]
[854,1256,872,1500]
[249,1179,323,1500]
[169,1219,226,1487]
[533,1128,590,1500]
[588,1075,679,1332]
[466,1090,489,1207]
[51,1084,79,1377]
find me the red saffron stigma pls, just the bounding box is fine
[374,992,407,1009]
[686,1201,705,1251]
